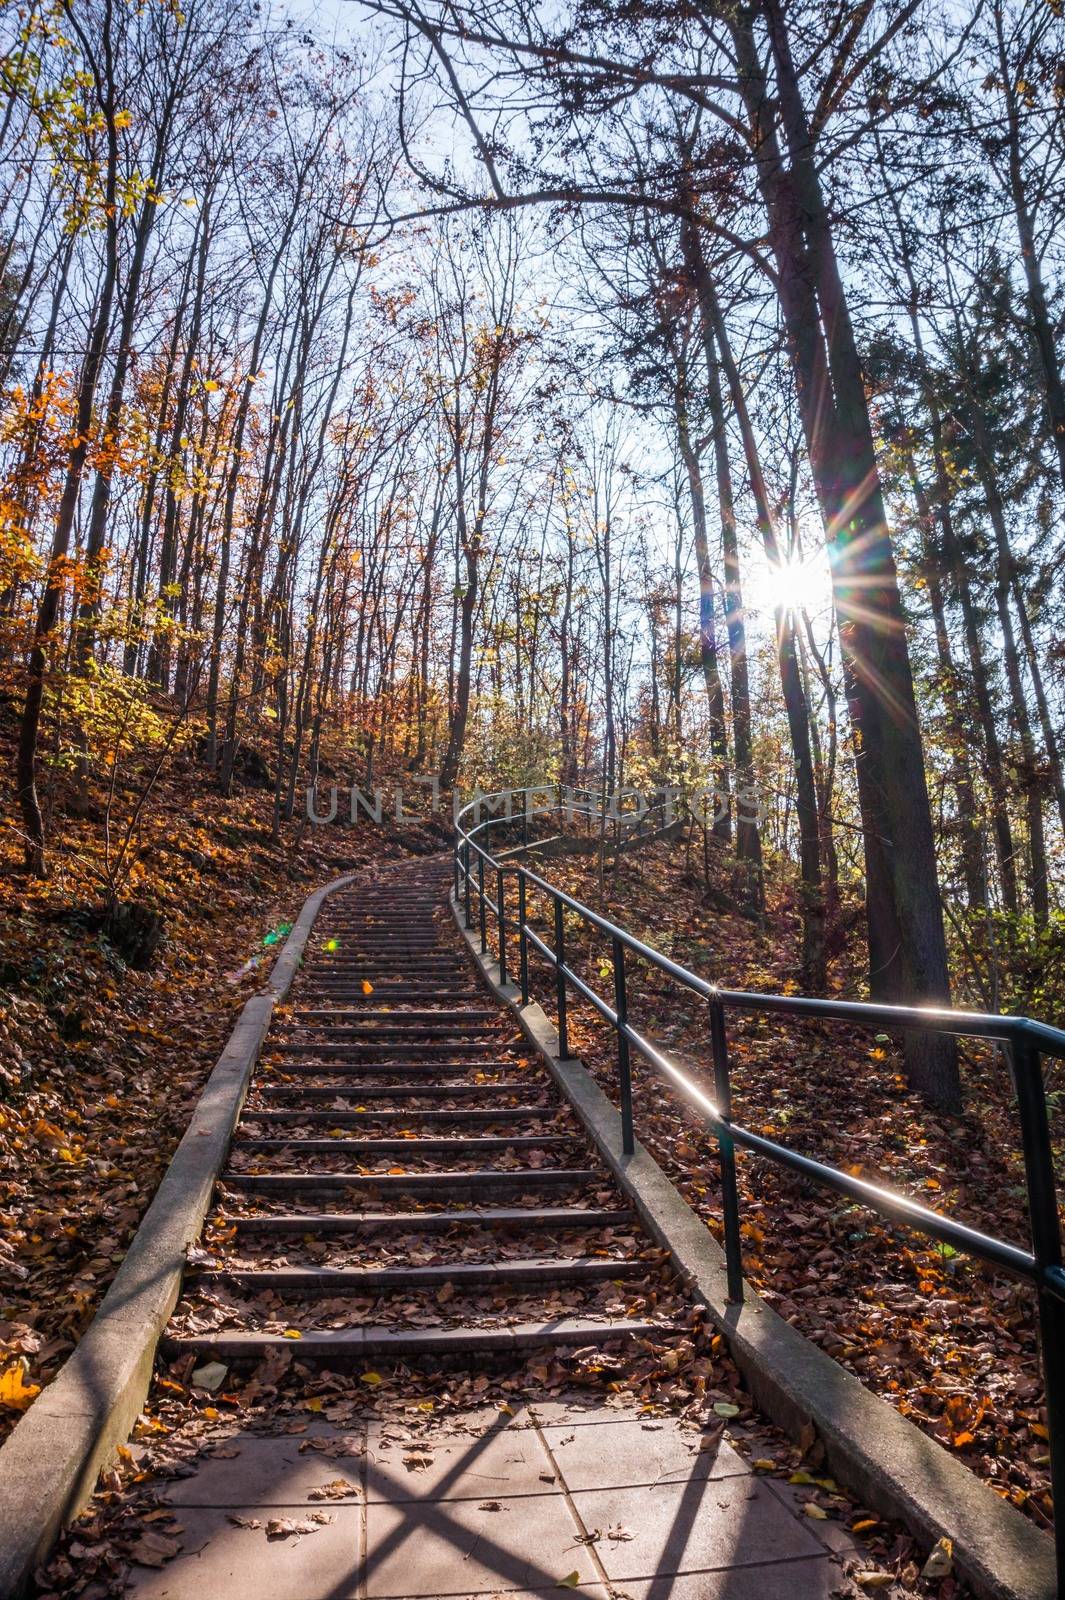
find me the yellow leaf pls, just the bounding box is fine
[362,980,374,995]
[851,1518,879,1532]
[360,1371,384,1386]
[803,1503,828,1519]
[556,1574,581,1590]
[204,379,220,392]
[0,1363,40,1411]
[305,1397,324,1412]
[751,1459,776,1472]
[203,1405,219,1419]
[282,1329,302,1340]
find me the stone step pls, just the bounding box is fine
[289,1009,499,1021]
[271,1045,508,1060]
[164,1317,667,1364]
[241,1107,563,1126]
[188,1256,645,1292]
[234,1135,582,1155]
[262,1060,526,1077]
[223,1168,599,1198]
[252,1081,541,1101]
[226,1206,633,1236]
[299,988,483,1003]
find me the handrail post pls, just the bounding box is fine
[710,995,744,1304]
[518,869,529,1006]
[1011,1035,1065,1593]
[463,840,471,928]
[613,935,634,1155]
[496,867,507,986]
[477,853,487,953]
[522,787,528,849]
[453,839,460,903]
[553,895,569,1059]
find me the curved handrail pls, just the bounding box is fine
[454,784,1065,1586]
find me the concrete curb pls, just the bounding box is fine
[0,872,355,1600]
[452,893,1056,1600]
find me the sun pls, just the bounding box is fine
[751,553,829,620]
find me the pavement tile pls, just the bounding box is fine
[541,1417,750,1491]
[123,1504,361,1600]
[568,1478,826,1582]
[608,1557,852,1598]
[364,1489,597,1596]
[164,1431,365,1506]
[366,1417,554,1501]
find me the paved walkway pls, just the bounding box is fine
[125,1398,859,1598]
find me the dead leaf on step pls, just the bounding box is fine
[227,1515,262,1531]
[129,1531,182,1568]
[265,1518,326,1540]
[854,1574,894,1589]
[308,1478,357,1500]
[403,1452,434,1472]
[478,1500,504,1512]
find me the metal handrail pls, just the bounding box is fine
[454,784,1065,1584]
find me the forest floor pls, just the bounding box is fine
[0,695,444,1440]
[525,831,1058,1538]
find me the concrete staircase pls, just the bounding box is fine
[165,856,680,1368]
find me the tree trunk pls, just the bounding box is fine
[730,4,958,1106]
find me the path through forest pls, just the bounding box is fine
[92,857,868,1598]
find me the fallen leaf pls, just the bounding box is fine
[308,1479,357,1501]
[921,1537,953,1580]
[854,1574,894,1589]
[556,1574,581,1590]
[129,1531,182,1567]
[265,1518,322,1540]
[191,1361,227,1392]
[0,1362,40,1412]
